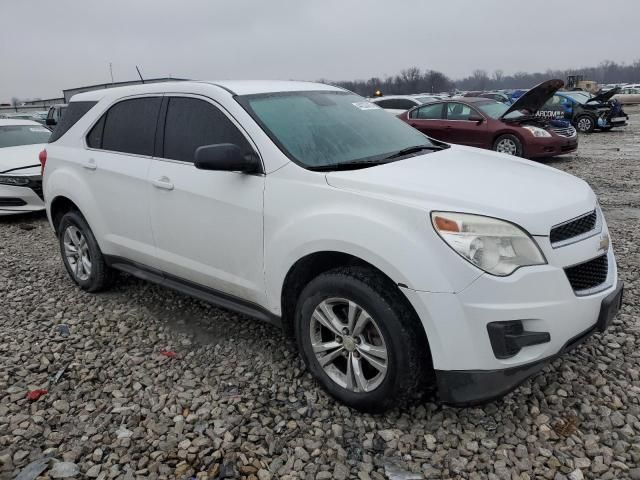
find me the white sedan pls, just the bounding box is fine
[0,119,51,216]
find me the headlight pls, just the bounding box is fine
[522,126,551,137]
[431,212,546,276]
[0,175,30,186]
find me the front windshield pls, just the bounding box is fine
[476,101,523,119]
[0,125,51,148]
[237,91,434,169]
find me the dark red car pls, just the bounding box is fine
[398,79,578,159]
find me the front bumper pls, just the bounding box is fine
[402,214,620,405]
[436,282,623,405]
[526,135,578,159]
[0,181,45,216]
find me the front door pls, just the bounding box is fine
[442,102,488,148]
[147,96,265,304]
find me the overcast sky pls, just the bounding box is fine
[1,0,639,101]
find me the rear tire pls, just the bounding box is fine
[493,134,523,157]
[294,266,432,412]
[58,211,115,292]
[575,115,595,133]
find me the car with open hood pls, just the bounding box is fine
[0,119,50,215]
[536,88,628,133]
[399,79,577,159]
[41,80,621,411]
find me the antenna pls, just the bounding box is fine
[109,63,114,84]
[136,66,145,84]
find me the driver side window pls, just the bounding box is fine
[446,103,473,120]
[162,97,255,163]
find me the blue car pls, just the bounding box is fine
[536,89,628,133]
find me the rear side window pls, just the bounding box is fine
[162,97,253,163]
[89,97,161,156]
[410,103,444,120]
[49,101,96,143]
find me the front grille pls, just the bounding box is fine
[552,126,577,137]
[0,197,27,207]
[550,210,597,244]
[564,254,608,292]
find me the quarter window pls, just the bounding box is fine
[88,97,161,156]
[410,103,444,120]
[162,97,254,163]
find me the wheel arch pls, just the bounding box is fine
[49,195,81,233]
[279,250,422,340]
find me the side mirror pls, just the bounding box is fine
[45,118,57,126]
[468,114,484,123]
[194,143,260,173]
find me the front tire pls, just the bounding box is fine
[294,267,432,412]
[575,115,595,133]
[493,134,523,157]
[58,211,114,292]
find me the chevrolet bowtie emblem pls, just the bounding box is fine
[599,234,610,252]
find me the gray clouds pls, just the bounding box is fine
[1,0,639,100]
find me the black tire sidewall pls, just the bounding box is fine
[494,134,523,157]
[295,273,411,411]
[58,211,107,291]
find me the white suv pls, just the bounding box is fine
[42,81,623,411]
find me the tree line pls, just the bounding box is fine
[330,60,640,96]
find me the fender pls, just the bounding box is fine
[263,185,483,315]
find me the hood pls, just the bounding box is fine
[325,145,595,236]
[0,144,44,173]
[501,79,564,119]
[587,87,620,103]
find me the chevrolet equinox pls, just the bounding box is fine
[41,81,623,411]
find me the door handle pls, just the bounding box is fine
[152,177,174,191]
[445,126,453,129]
[83,159,97,170]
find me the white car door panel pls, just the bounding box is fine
[147,96,265,304]
[82,96,161,265]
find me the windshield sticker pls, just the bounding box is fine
[30,127,50,133]
[352,101,380,110]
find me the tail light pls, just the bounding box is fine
[38,149,47,175]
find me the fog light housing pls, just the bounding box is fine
[487,321,550,359]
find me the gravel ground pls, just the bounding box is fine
[1,108,639,480]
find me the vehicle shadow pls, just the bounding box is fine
[0,210,47,225]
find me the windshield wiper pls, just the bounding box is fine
[308,159,391,172]
[384,144,445,160]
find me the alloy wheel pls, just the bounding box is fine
[63,225,92,281]
[309,297,388,393]
[577,117,593,132]
[495,138,518,155]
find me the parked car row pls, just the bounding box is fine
[397,80,578,159]
[30,79,622,411]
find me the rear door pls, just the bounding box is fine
[442,102,488,147]
[83,96,161,265]
[147,95,265,304]
[405,102,446,139]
